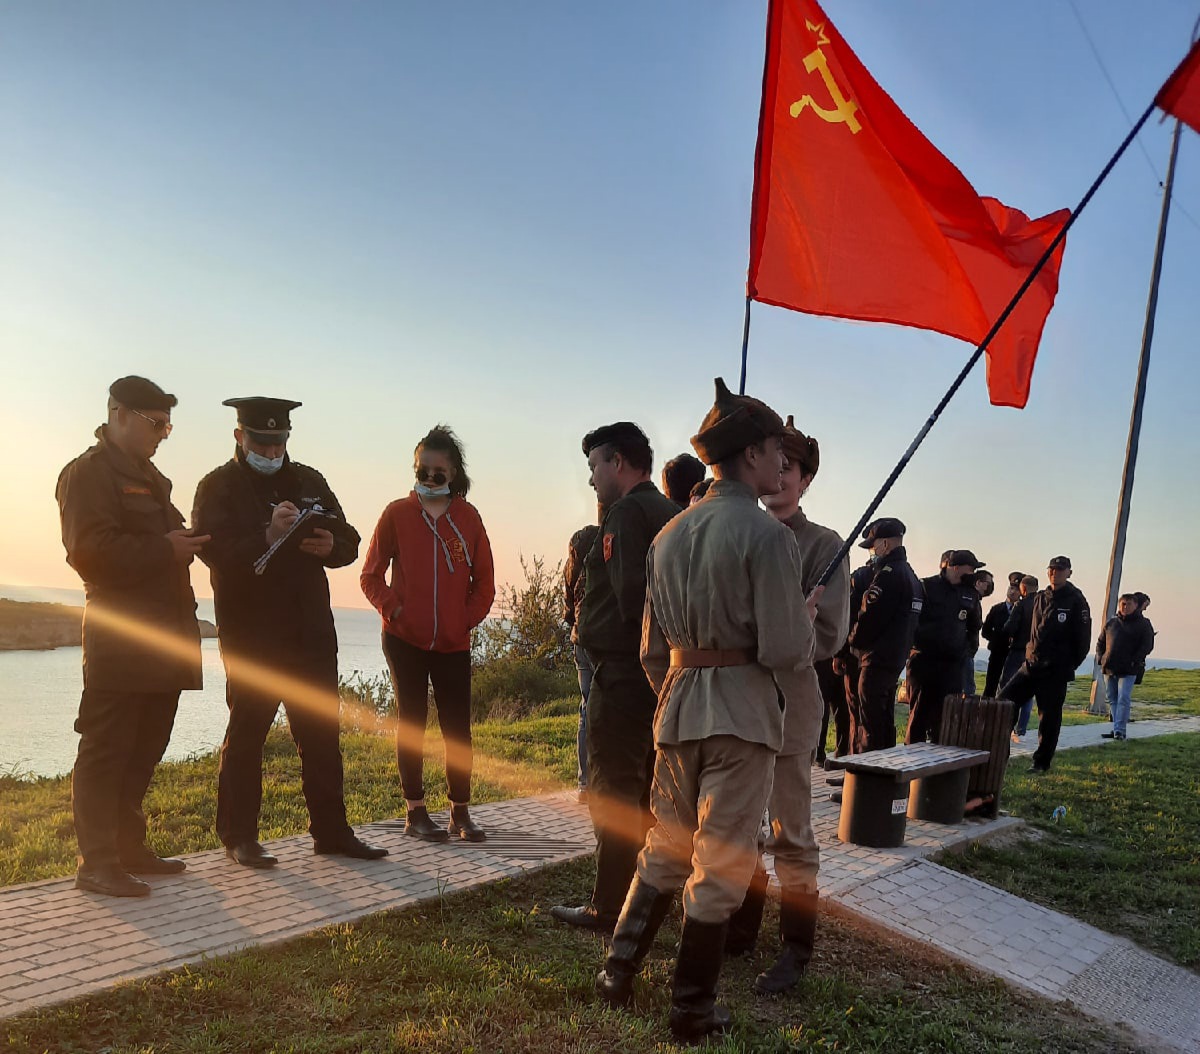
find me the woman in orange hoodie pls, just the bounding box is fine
[361,425,495,842]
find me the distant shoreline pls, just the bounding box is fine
[0,598,216,652]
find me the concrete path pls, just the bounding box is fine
[2,715,1198,1051]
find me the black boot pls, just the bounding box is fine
[404,806,449,843]
[754,889,819,995]
[724,862,768,956]
[668,915,732,1043]
[448,804,486,843]
[594,876,675,1007]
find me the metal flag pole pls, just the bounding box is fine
[737,296,752,395]
[814,96,1160,588]
[1086,115,1183,714]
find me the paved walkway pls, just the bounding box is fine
[2,714,1199,1050]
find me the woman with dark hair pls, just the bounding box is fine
[361,425,496,842]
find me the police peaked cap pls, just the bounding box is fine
[944,549,986,569]
[781,415,820,476]
[222,396,302,435]
[690,378,785,466]
[1048,555,1072,570]
[859,517,906,548]
[581,421,649,457]
[110,376,177,412]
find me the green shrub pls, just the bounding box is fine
[471,657,578,720]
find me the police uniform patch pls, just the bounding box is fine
[958,609,968,620]
[1057,611,1068,623]
[865,585,882,604]
[603,533,614,562]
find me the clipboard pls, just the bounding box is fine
[253,506,337,575]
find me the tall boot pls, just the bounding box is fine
[724,861,768,956]
[668,915,732,1043]
[754,889,819,995]
[594,876,675,1007]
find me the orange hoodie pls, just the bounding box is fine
[360,494,495,653]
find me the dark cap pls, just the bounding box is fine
[781,415,820,476]
[859,516,906,548]
[690,378,785,466]
[582,421,648,457]
[109,376,177,412]
[222,396,302,436]
[1008,571,1025,586]
[945,549,986,569]
[1048,555,1072,570]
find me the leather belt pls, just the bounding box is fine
[669,647,756,669]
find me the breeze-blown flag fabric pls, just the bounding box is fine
[747,0,1070,408]
[1156,39,1200,134]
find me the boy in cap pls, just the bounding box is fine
[192,397,386,868]
[56,376,209,896]
[595,379,815,1043]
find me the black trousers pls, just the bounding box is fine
[585,652,656,918]
[983,648,1009,699]
[382,632,474,804]
[1000,667,1069,770]
[905,653,963,744]
[815,656,850,761]
[216,651,350,847]
[73,687,180,869]
[850,661,899,754]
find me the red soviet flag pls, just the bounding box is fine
[748,0,1070,408]
[1157,39,1200,134]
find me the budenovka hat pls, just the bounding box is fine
[690,378,785,466]
[781,415,820,476]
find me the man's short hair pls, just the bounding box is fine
[661,453,706,505]
[1021,575,1039,591]
[582,422,653,474]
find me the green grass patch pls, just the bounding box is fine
[1,857,1139,1054]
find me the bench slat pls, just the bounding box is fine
[827,742,989,781]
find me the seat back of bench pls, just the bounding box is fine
[939,694,1012,812]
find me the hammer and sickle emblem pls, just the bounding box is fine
[789,47,861,134]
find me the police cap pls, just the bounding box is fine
[944,549,986,569]
[859,516,906,548]
[1008,571,1026,586]
[109,376,177,412]
[1048,555,1072,570]
[222,396,302,436]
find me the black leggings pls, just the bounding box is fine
[382,632,473,803]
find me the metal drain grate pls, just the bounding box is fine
[362,822,592,862]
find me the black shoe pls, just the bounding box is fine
[448,804,487,843]
[314,834,388,859]
[724,862,768,956]
[829,790,843,804]
[1027,764,1048,775]
[404,806,450,843]
[755,889,819,995]
[75,866,151,898]
[551,902,617,933]
[669,916,732,1043]
[826,774,845,787]
[120,845,187,875]
[595,877,675,1007]
[226,841,278,869]
[1101,731,1116,739]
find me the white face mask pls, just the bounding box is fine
[246,449,285,475]
[415,482,451,498]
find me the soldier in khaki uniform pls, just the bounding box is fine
[595,379,815,1044]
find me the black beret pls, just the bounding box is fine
[109,376,177,412]
[222,396,302,435]
[582,421,649,457]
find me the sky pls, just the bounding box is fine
[2,1,1198,659]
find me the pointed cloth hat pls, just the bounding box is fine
[781,415,820,477]
[690,378,785,466]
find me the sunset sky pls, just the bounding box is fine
[3,2,1199,659]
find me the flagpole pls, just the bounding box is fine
[815,96,1159,588]
[1085,115,1183,714]
[737,296,752,395]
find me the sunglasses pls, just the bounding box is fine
[416,467,449,486]
[128,407,173,436]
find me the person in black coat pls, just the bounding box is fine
[1003,574,1039,733]
[193,397,386,869]
[1097,594,1155,740]
[981,582,1019,698]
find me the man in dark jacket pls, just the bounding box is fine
[1097,594,1155,740]
[551,422,679,933]
[906,550,985,744]
[833,554,876,755]
[192,397,385,869]
[981,582,1019,698]
[563,511,602,798]
[56,376,209,897]
[1000,556,1092,772]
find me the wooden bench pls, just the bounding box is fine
[826,742,990,848]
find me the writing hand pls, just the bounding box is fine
[266,501,300,544]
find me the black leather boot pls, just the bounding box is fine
[448,803,486,843]
[724,861,768,956]
[404,806,449,843]
[668,915,732,1043]
[754,889,819,995]
[594,876,675,1007]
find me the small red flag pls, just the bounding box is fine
[748,0,1069,408]
[1156,39,1200,134]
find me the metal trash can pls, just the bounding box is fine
[938,694,1011,818]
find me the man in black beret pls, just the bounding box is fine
[192,397,386,868]
[56,377,210,897]
[551,421,679,933]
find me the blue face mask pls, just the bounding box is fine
[415,482,451,498]
[246,449,285,475]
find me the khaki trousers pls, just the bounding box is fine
[767,752,820,894]
[636,735,776,924]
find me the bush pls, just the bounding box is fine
[470,657,578,721]
[474,555,572,672]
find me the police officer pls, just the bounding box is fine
[550,422,679,932]
[843,518,922,758]
[832,546,877,757]
[192,397,386,868]
[1000,556,1091,773]
[906,550,985,743]
[56,376,209,897]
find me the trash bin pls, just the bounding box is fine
[938,695,1011,818]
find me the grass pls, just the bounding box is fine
[1,857,1142,1054]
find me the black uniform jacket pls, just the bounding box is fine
[837,562,874,662]
[846,546,923,668]
[577,481,678,657]
[981,600,1014,654]
[1096,612,1155,676]
[56,426,202,692]
[192,449,360,660]
[1003,594,1035,653]
[912,573,980,661]
[1025,582,1091,678]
